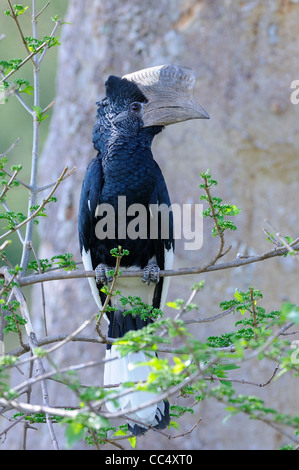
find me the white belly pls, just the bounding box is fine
[112,270,156,310]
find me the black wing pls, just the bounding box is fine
[78,157,103,256]
[150,161,174,309]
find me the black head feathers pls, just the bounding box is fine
[93,76,149,154]
[105,76,148,104]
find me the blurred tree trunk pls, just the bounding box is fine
[23,0,299,449]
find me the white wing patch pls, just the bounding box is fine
[159,245,174,310]
[81,247,103,310]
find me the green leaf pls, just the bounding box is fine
[65,422,86,448]
[13,5,29,16]
[32,105,48,123]
[223,205,241,216]
[128,436,136,448]
[220,364,240,371]
[33,105,42,119]
[20,85,34,95]
[169,420,180,430]
[113,428,127,437]
[234,289,243,302]
[281,302,299,324]
[166,301,180,309]
[288,310,299,324]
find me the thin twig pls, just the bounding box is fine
[184,305,238,324]
[8,333,103,357]
[29,241,47,336]
[1,201,25,243]
[7,0,34,60]
[202,175,225,265]
[0,266,59,450]
[170,417,202,439]
[38,20,62,64]
[35,1,50,19]
[0,370,202,425]
[0,71,34,115]
[0,413,29,439]
[205,364,279,388]
[96,249,123,332]
[250,287,258,340]
[0,167,31,190]
[0,137,22,158]
[0,41,48,85]
[0,167,70,242]
[42,100,55,114]
[0,169,19,201]
[16,240,299,288]
[37,166,76,192]
[265,219,299,260]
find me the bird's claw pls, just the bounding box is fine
[95,264,113,285]
[142,263,160,286]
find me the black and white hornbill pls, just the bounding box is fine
[78,65,209,435]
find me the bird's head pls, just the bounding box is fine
[93,65,209,153]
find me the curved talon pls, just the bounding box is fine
[142,262,160,286]
[95,263,113,285]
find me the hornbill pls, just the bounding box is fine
[78,65,209,435]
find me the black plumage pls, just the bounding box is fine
[78,65,209,435]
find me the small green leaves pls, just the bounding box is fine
[199,169,217,187]
[0,58,22,74]
[27,253,77,273]
[25,35,61,53]
[64,413,110,448]
[51,253,77,271]
[33,105,48,123]
[0,161,22,202]
[4,5,29,17]
[166,299,184,310]
[207,287,281,349]
[3,312,27,334]
[14,4,29,16]
[0,354,18,367]
[51,14,61,22]
[65,422,86,448]
[121,295,163,321]
[200,170,241,237]
[281,302,299,324]
[211,363,240,387]
[0,210,27,230]
[234,289,243,302]
[14,79,33,95]
[110,246,129,257]
[128,436,137,448]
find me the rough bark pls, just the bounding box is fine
[17,0,299,449]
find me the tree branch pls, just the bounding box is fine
[0,265,59,449]
[17,240,299,288]
[7,0,34,60]
[0,167,71,242]
[0,41,48,85]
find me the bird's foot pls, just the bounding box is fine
[142,262,160,286]
[95,263,113,285]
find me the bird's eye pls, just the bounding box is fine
[130,102,142,113]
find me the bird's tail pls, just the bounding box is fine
[104,310,170,436]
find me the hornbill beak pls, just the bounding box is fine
[123,65,210,127]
